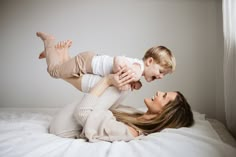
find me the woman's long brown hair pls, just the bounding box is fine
[111,91,194,135]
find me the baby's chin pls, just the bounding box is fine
[145,78,152,82]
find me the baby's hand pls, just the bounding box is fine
[130,81,142,91]
[118,84,132,91]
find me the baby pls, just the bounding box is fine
[37,32,176,91]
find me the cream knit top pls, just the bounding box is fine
[73,94,135,142]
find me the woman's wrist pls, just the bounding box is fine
[107,73,120,87]
[105,74,115,87]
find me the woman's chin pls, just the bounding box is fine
[144,98,151,108]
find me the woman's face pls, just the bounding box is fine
[144,91,177,114]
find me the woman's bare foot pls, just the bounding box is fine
[38,40,72,60]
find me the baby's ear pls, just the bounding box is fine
[146,57,154,66]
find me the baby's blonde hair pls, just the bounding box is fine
[142,46,176,72]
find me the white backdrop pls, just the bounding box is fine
[223,0,236,137]
[0,0,224,122]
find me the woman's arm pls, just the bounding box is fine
[87,70,140,138]
[73,75,112,127]
[90,67,129,96]
[74,67,130,126]
[89,74,112,97]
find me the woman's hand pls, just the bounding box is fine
[118,84,132,91]
[118,66,136,83]
[90,66,136,96]
[108,66,135,89]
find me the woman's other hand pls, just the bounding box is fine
[108,66,135,89]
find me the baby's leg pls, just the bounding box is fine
[47,51,95,79]
[36,33,86,79]
[36,32,61,68]
[37,32,78,76]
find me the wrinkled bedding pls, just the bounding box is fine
[0,109,235,157]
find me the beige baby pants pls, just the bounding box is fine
[47,51,95,79]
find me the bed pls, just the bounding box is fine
[0,107,235,157]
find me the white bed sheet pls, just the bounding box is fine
[0,109,235,157]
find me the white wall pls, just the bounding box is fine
[0,0,225,122]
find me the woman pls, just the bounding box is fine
[37,32,194,142]
[75,73,194,142]
[49,72,194,142]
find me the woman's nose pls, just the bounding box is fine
[156,91,163,96]
[156,91,164,96]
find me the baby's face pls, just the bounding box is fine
[144,63,169,82]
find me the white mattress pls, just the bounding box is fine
[0,108,235,157]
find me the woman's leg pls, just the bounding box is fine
[49,100,82,138]
[49,74,126,138]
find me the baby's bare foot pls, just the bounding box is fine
[38,51,46,59]
[38,40,72,60]
[55,40,72,49]
[56,40,72,63]
[36,32,55,41]
[36,32,56,51]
